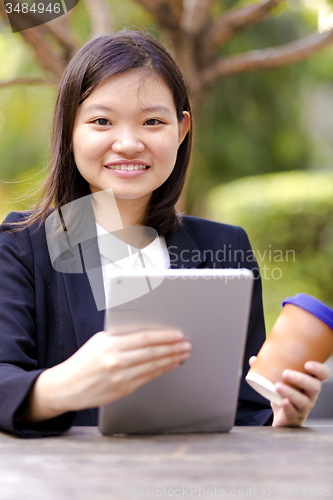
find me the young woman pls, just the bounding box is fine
[0,31,329,437]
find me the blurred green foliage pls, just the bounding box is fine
[0,167,46,222]
[207,171,333,332]
[0,86,53,179]
[187,0,333,212]
[0,28,55,183]
[187,63,311,213]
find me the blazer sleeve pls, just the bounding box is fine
[0,213,75,437]
[234,226,273,426]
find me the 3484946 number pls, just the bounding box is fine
[5,3,62,14]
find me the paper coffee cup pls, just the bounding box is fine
[246,294,333,405]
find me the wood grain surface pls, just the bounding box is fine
[0,421,332,500]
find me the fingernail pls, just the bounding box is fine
[181,341,192,351]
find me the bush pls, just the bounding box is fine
[207,171,333,332]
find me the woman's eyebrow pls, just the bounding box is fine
[82,104,113,115]
[82,104,172,115]
[140,106,172,115]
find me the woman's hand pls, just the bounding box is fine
[249,356,331,427]
[25,329,192,423]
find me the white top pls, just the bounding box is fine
[96,223,170,306]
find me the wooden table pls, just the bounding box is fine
[0,420,332,500]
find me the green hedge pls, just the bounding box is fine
[207,171,333,332]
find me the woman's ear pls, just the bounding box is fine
[178,111,191,146]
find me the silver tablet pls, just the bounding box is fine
[98,268,253,434]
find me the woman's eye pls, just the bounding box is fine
[145,118,163,126]
[94,118,111,126]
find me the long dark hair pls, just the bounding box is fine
[17,30,192,236]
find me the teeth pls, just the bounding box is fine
[106,164,148,171]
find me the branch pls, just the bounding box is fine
[0,1,79,57]
[133,0,182,29]
[0,1,8,21]
[41,15,80,56]
[0,78,55,88]
[203,29,333,85]
[208,0,283,50]
[83,0,113,34]
[180,0,214,35]
[19,29,64,80]
[0,3,64,80]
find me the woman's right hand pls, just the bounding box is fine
[24,329,192,423]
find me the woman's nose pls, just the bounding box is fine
[111,129,145,156]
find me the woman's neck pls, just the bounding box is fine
[116,196,150,228]
[92,190,150,232]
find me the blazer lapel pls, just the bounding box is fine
[166,223,206,269]
[61,246,105,349]
[55,203,105,349]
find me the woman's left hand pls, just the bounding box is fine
[249,357,331,427]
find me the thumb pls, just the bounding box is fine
[248,356,257,368]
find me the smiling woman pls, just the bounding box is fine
[0,30,329,438]
[32,30,193,237]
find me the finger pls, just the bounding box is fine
[126,358,184,395]
[304,361,331,382]
[277,397,305,427]
[275,381,311,413]
[282,369,321,401]
[109,329,185,350]
[121,350,191,383]
[248,356,257,367]
[117,340,192,368]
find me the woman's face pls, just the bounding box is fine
[72,69,190,206]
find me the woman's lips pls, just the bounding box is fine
[104,164,150,177]
[106,163,149,171]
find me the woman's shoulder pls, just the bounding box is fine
[180,214,248,242]
[0,211,48,251]
[2,210,41,225]
[178,215,254,254]
[0,211,56,278]
[178,215,257,269]
[1,211,49,232]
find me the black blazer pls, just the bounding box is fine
[0,211,272,437]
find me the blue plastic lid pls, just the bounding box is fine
[282,293,333,331]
